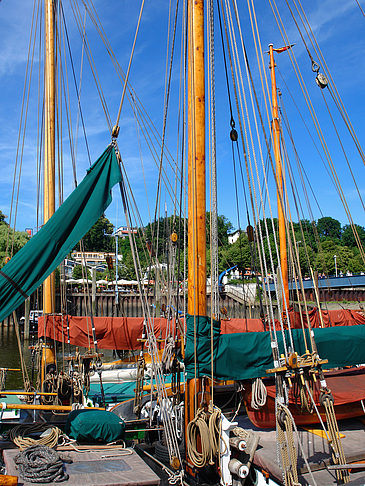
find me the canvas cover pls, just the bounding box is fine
[0,145,122,323]
[38,308,364,351]
[184,315,365,380]
[38,315,183,350]
[65,409,125,443]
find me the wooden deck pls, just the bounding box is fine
[237,416,365,485]
[3,448,160,486]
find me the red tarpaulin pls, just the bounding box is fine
[38,308,365,350]
[222,308,365,332]
[38,315,183,350]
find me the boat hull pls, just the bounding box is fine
[244,367,365,428]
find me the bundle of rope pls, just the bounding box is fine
[250,377,267,410]
[276,405,300,486]
[9,423,61,450]
[186,406,221,468]
[320,390,350,484]
[14,445,71,483]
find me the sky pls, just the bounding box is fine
[0,0,364,235]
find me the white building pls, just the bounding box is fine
[228,230,240,244]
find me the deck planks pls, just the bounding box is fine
[3,448,160,486]
[237,416,365,485]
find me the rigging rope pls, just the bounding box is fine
[250,377,267,410]
[15,445,70,483]
[9,424,61,450]
[276,405,300,486]
[186,407,221,468]
[113,0,145,132]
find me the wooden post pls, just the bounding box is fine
[269,44,289,307]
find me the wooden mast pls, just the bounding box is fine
[43,0,56,314]
[42,0,56,378]
[269,44,289,306]
[188,2,206,317]
[185,0,206,465]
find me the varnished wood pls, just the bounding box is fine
[269,44,289,307]
[43,0,56,314]
[0,476,18,486]
[186,1,206,474]
[0,391,57,396]
[188,0,206,317]
[2,403,105,411]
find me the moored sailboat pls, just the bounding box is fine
[0,1,365,485]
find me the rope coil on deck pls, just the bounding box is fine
[14,445,71,483]
[9,423,61,450]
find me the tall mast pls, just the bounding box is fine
[185,0,206,467]
[269,44,289,306]
[188,0,206,317]
[43,0,56,314]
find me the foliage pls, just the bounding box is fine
[72,264,90,279]
[342,224,365,248]
[206,213,234,247]
[0,221,30,267]
[81,215,114,252]
[317,216,341,240]
[1,206,364,279]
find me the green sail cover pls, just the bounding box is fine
[184,315,365,380]
[0,145,122,323]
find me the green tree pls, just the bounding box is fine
[317,216,341,240]
[0,224,29,267]
[81,215,114,252]
[206,213,233,247]
[220,232,251,273]
[341,224,365,248]
[72,265,90,279]
[0,210,6,223]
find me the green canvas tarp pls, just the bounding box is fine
[184,315,365,380]
[0,145,122,323]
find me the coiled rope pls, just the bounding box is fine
[321,392,350,484]
[186,407,221,468]
[250,377,267,410]
[276,405,300,486]
[9,423,61,450]
[15,445,71,483]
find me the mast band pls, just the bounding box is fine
[0,270,28,299]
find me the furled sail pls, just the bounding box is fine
[0,145,122,323]
[184,315,365,381]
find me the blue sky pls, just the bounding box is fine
[0,0,363,235]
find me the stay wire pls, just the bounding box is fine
[272,0,365,263]
[153,0,180,264]
[70,0,112,130]
[60,2,91,170]
[231,0,298,354]
[222,0,275,342]
[291,0,365,165]
[7,0,40,257]
[114,0,145,128]
[216,0,234,122]
[284,0,365,208]
[222,0,279,354]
